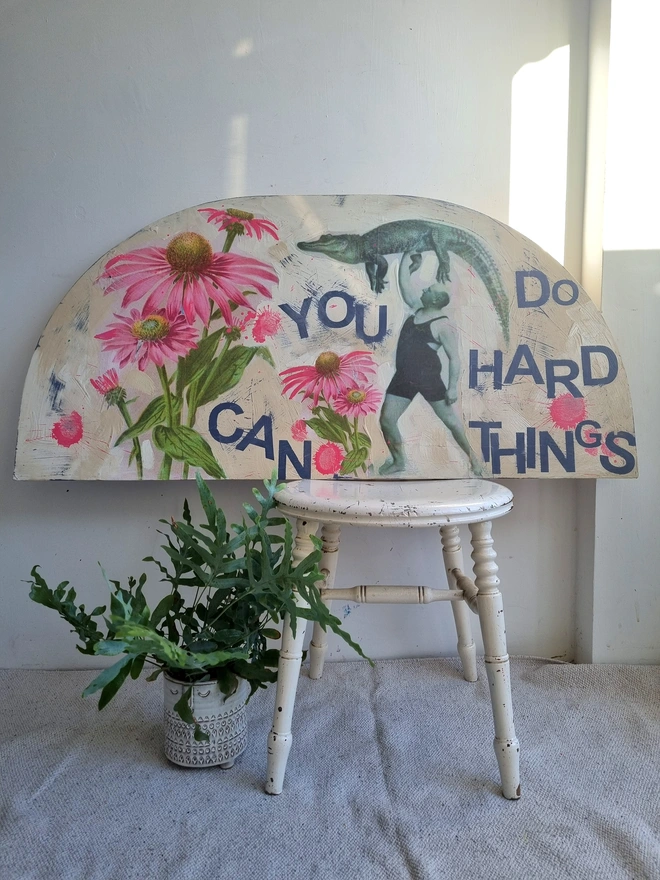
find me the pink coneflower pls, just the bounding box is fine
[199,207,279,241]
[99,231,279,325]
[332,385,382,418]
[90,369,120,396]
[95,307,199,371]
[291,419,308,442]
[279,351,378,407]
[52,411,83,448]
[252,307,282,342]
[314,442,344,475]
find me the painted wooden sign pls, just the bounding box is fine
[15,195,637,481]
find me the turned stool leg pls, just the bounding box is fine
[440,524,478,682]
[265,518,317,795]
[469,519,521,800]
[309,523,341,680]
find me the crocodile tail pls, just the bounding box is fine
[449,231,510,344]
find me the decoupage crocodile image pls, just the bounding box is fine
[298,219,510,343]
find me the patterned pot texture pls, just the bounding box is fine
[163,674,250,768]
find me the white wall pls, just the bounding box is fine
[590,0,660,663]
[0,0,590,668]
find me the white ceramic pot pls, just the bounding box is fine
[163,674,250,768]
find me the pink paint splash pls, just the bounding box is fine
[585,439,616,458]
[548,393,587,430]
[291,419,308,442]
[252,307,282,342]
[52,411,83,447]
[314,442,344,475]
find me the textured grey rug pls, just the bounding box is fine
[1,658,659,880]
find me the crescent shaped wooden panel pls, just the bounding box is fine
[15,194,637,481]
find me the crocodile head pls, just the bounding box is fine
[297,233,362,264]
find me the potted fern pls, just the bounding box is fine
[28,473,366,768]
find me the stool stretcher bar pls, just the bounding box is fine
[323,568,480,612]
[324,586,465,604]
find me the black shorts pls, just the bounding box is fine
[386,371,447,403]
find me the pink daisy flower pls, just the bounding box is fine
[99,231,279,325]
[332,385,382,417]
[90,369,120,396]
[279,351,378,407]
[252,307,282,342]
[291,419,308,442]
[95,307,199,371]
[314,442,345,475]
[199,207,279,241]
[52,412,83,448]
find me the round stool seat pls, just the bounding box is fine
[274,479,513,527]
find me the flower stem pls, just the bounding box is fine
[116,399,143,480]
[157,365,174,480]
[223,229,238,253]
[182,333,232,479]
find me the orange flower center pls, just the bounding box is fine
[166,232,213,274]
[132,314,170,341]
[226,208,254,220]
[314,351,341,376]
[346,389,367,404]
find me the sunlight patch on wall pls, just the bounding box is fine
[227,114,248,197]
[233,38,254,58]
[509,46,570,264]
[603,0,660,251]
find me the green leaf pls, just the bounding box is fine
[94,639,130,656]
[312,406,351,434]
[175,330,224,392]
[98,659,133,710]
[339,446,370,475]
[305,417,347,446]
[171,690,210,741]
[150,594,175,626]
[253,346,275,368]
[113,622,249,671]
[173,687,195,723]
[114,396,181,447]
[356,432,371,449]
[196,345,270,408]
[83,655,133,699]
[195,471,218,526]
[27,566,103,655]
[130,655,146,680]
[145,668,163,682]
[153,425,225,479]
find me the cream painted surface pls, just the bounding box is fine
[15,194,635,482]
[1,0,588,667]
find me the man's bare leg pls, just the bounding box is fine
[429,399,484,476]
[379,393,412,474]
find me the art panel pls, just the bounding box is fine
[15,195,637,480]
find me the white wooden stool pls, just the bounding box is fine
[266,478,521,800]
